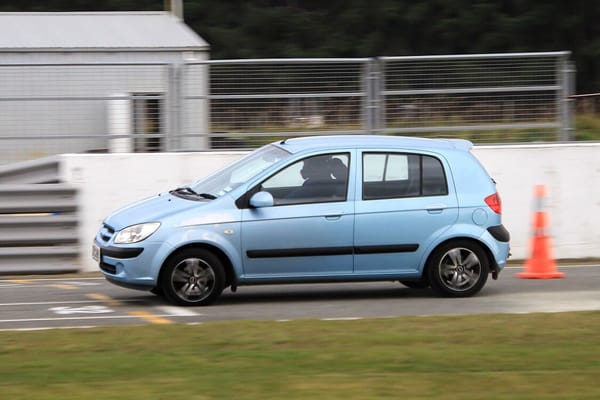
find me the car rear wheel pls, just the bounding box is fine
[160,249,225,306]
[428,240,489,297]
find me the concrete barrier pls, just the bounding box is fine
[59,143,600,272]
[473,143,600,263]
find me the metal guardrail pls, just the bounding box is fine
[0,184,79,274]
[0,156,60,184]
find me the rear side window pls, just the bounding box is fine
[421,155,448,196]
[362,153,448,200]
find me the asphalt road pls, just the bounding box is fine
[1,264,599,331]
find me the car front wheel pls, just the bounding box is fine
[428,241,489,297]
[160,249,225,306]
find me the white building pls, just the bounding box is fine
[0,12,210,164]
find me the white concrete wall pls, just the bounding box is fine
[60,152,244,272]
[60,143,600,272]
[473,143,600,262]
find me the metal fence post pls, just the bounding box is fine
[565,61,576,141]
[363,58,383,134]
[375,58,384,133]
[558,55,576,141]
[167,62,183,151]
[361,61,370,132]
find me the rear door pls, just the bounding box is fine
[354,151,458,274]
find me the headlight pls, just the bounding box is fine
[114,222,160,244]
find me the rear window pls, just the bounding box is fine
[362,153,448,200]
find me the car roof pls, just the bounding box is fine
[274,135,473,154]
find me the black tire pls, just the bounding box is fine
[427,240,489,297]
[150,286,164,296]
[160,248,225,306]
[399,279,430,289]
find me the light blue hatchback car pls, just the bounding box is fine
[94,135,510,305]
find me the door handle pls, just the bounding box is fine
[426,204,447,214]
[324,211,343,220]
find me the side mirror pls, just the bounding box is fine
[249,191,274,208]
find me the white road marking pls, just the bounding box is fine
[0,277,104,281]
[487,290,600,314]
[0,315,145,323]
[0,326,98,332]
[321,317,363,321]
[0,300,141,307]
[504,264,600,269]
[61,281,102,286]
[156,306,200,317]
[0,314,188,323]
[49,305,114,315]
[1,284,100,290]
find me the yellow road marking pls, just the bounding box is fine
[129,311,173,325]
[86,293,173,325]
[8,279,33,284]
[49,284,77,290]
[86,293,124,307]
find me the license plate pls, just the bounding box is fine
[92,243,100,262]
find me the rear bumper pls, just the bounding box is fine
[487,224,510,243]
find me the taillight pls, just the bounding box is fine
[485,192,502,214]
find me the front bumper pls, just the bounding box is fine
[101,246,144,259]
[93,238,162,289]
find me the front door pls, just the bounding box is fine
[241,152,354,279]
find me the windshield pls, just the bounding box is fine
[187,145,290,198]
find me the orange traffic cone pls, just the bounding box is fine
[516,185,565,279]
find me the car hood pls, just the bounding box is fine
[104,192,211,231]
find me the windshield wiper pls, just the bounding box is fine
[171,187,216,200]
[172,186,198,195]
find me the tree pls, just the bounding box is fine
[0,0,597,91]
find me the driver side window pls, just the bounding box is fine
[261,153,349,206]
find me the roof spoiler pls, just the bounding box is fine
[447,139,473,151]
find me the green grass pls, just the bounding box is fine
[211,113,600,145]
[575,113,600,140]
[2,312,600,399]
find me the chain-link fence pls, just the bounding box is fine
[194,59,369,149]
[0,51,573,165]
[379,53,575,142]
